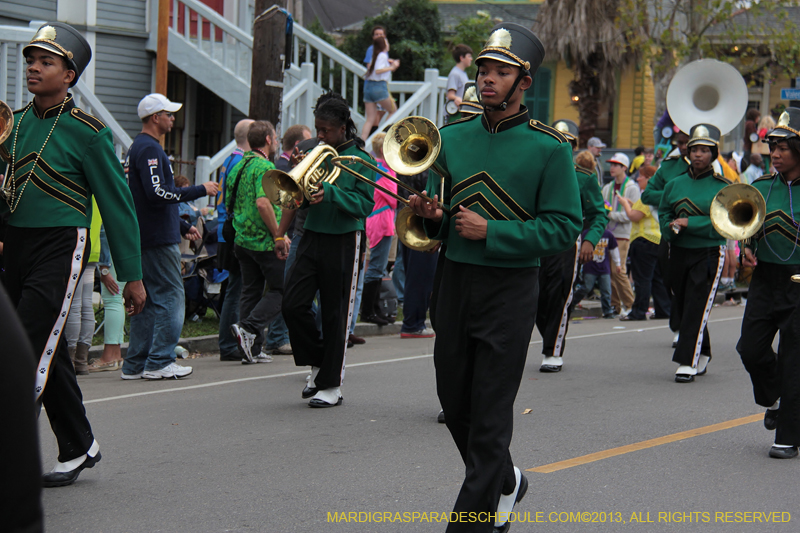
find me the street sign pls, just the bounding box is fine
[781,88,800,101]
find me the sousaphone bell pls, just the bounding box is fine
[709,183,766,241]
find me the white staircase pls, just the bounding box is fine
[2,1,451,183]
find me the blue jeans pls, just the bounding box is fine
[125,244,184,373]
[401,246,438,333]
[392,239,405,304]
[218,267,241,358]
[575,271,612,316]
[365,235,392,283]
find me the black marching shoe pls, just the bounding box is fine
[437,410,445,424]
[308,387,343,408]
[303,367,320,399]
[764,409,779,431]
[769,445,798,459]
[42,442,102,488]
[493,466,528,533]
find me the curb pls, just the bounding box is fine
[89,291,738,358]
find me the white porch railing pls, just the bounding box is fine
[0,21,133,157]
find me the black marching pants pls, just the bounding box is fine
[0,284,43,533]
[536,241,579,358]
[434,259,538,532]
[669,245,725,367]
[737,261,800,445]
[283,229,360,390]
[4,226,94,462]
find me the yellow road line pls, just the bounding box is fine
[527,413,762,474]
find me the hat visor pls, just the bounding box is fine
[766,128,797,141]
[164,102,183,113]
[475,51,522,69]
[459,102,483,113]
[687,139,718,148]
[23,41,65,58]
[607,159,628,167]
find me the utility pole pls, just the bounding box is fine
[250,1,289,131]
[156,0,170,147]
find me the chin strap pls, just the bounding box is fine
[477,70,529,112]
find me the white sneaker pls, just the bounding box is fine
[243,351,273,364]
[672,332,680,348]
[142,362,193,380]
[271,343,293,355]
[619,306,631,318]
[231,323,256,363]
[121,371,143,380]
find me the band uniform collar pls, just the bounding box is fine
[688,166,714,181]
[481,105,530,134]
[336,138,356,152]
[31,94,75,119]
[776,172,800,187]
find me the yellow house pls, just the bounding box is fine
[435,0,658,148]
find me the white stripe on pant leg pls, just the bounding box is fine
[340,231,361,385]
[553,237,581,358]
[691,245,726,368]
[34,227,88,402]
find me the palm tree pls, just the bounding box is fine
[535,0,637,146]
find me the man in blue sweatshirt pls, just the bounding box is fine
[123,93,218,380]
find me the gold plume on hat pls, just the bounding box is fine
[463,85,477,102]
[778,111,791,128]
[554,121,569,134]
[485,28,512,50]
[693,125,710,139]
[33,25,57,41]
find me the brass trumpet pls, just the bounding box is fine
[0,100,14,163]
[709,183,766,241]
[0,100,15,201]
[262,144,340,210]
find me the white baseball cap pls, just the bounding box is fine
[607,152,630,168]
[587,137,607,148]
[137,93,182,119]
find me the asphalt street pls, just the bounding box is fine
[39,304,799,533]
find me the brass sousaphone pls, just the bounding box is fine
[667,60,766,242]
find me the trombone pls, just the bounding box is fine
[263,116,448,252]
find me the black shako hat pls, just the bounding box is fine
[475,23,545,77]
[687,123,721,149]
[459,82,483,116]
[767,107,800,141]
[552,119,579,143]
[23,22,92,87]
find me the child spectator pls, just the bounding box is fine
[571,228,622,318]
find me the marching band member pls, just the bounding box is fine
[1,22,146,486]
[282,92,375,408]
[537,119,607,372]
[410,23,582,532]
[658,124,730,383]
[737,108,800,459]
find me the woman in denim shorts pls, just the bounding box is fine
[361,36,399,140]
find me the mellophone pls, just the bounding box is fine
[262,116,447,252]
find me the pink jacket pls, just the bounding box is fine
[366,159,398,247]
